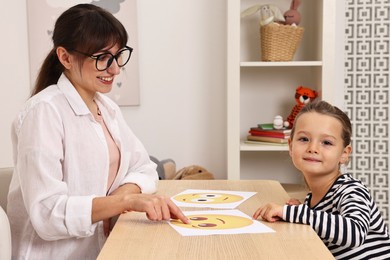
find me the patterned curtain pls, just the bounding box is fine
[345,0,390,225]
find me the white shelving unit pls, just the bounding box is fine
[227,0,342,181]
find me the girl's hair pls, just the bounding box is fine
[31,4,128,96]
[290,100,352,147]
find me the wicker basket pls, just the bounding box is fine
[260,23,304,61]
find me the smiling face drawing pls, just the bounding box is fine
[171,214,253,230]
[173,193,244,204]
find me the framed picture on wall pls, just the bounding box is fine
[27,0,140,106]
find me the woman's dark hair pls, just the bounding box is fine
[31,4,128,96]
[290,100,352,147]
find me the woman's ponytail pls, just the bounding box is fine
[31,48,64,97]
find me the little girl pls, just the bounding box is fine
[253,100,390,259]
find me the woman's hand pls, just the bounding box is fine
[94,192,190,237]
[123,193,189,224]
[253,203,283,222]
[103,183,142,236]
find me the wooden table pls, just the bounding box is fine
[98,180,334,260]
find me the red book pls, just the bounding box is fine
[249,128,291,138]
[249,130,289,138]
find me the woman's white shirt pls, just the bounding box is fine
[8,73,158,259]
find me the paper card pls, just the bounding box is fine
[171,189,256,209]
[169,209,275,236]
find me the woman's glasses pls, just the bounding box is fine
[72,46,133,71]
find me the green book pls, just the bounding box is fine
[257,123,274,130]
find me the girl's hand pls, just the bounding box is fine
[286,198,301,205]
[253,203,283,222]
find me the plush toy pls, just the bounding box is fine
[150,156,215,180]
[284,0,302,25]
[174,165,215,180]
[241,4,285,26]
[273,115,285,129]
[149,156,177,180]
[285,86,318,128]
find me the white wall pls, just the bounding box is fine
[127,0,227,177]
[0,1,31,167]
[0,0,228,179]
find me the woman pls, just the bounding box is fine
[8,4,188,259]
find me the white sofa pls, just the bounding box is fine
[0,205,11,260]
[0,168,12,211]
[0,167,12,260]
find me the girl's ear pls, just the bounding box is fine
[56,47,72,70]
[340,144,352,165]
[288,138,293,157]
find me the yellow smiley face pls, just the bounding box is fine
[173,193,244,204]
[171,214,253,230]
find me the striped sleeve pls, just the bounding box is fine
[283,185,371,248]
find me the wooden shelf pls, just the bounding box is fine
[227,0,339,181]
[240,141,289,151]
[240,61,322,67]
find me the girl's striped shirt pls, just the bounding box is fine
[283,174,390,259]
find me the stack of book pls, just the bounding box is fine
[246,124,291,145]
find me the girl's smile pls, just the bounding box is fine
[303,156,321,163]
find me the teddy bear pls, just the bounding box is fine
[174,165,215,180]
[150,156,215,180]
[284,0,302,26]
[240,4,285,26]
[284,86,318,128]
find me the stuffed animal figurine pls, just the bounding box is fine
[284,0,302,25]
[273,115,285,129]
[173,165,215,180]
[241,4,285,26]
[149,156,177,180]
[150,156,215,180]
[286,86,318,128]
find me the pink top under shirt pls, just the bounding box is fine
[95,112,120,193]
